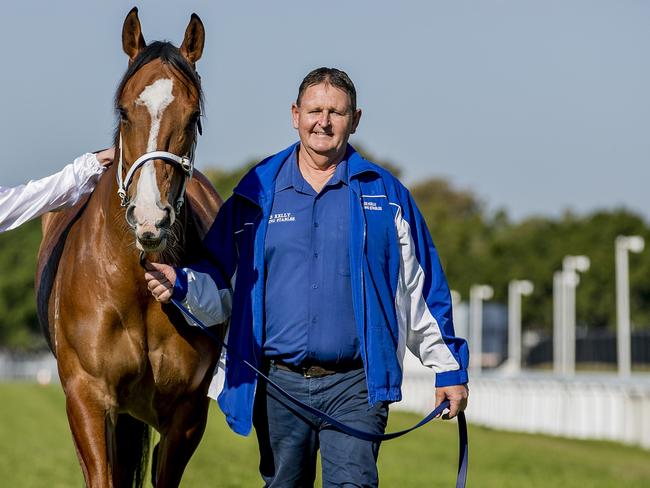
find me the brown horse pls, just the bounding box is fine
[35,8,222,487]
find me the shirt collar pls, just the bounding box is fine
[329,157,349,187]
[275,146,350,194]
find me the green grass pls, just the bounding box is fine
[1,383,649,487]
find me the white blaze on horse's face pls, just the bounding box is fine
[138,78,174,151]
[129,78,176,252]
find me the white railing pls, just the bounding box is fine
[465,373,650,449]
[0,353,58,383]
[396,352,650,449]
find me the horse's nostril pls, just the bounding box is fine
[140,231,157,241]
[125,205,137,227]
[156,205,174,229]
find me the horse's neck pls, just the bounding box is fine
[92,164,131,245]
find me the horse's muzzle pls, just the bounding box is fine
[136,231,167,252]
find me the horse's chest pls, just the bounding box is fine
[112,316,202,395]
[147,341,198,390]
[147,314,209,390]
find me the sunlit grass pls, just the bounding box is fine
[1,383,649,487]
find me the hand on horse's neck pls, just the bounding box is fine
[297,147,342,194]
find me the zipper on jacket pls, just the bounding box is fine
[359,194,369,386]
[234,188,272,425]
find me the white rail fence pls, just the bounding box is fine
[0,353,58,384]
[396,352,650,450]
[466,374,650,449]
[4,352,650,450]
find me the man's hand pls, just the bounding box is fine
[95,147,116,167]
[435,384,469,420]
[143,261,177,303]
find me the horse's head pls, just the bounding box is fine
[115,7,204,253]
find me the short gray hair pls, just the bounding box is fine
[296,67,357,113]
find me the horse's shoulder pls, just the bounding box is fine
[37,195,92,278]
[36,193,93,353]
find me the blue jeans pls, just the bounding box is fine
[253,365,389,488]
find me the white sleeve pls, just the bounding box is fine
[0,153,105,233]
[177,269,233,327]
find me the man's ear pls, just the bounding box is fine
[291,103,300,130]
[350,108,362,134]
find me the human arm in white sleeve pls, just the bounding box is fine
[0,149,114,233]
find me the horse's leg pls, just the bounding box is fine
[63,376,115,488]
[112,414,151,488]
[152,397,210,488]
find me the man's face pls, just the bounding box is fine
[291,83,361,162]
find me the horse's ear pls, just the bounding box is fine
[180,13,205,64]
[122,7,146,62]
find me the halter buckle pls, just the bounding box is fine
[180,156,193,175]
[117,188,128,207]
[175,196,185,213]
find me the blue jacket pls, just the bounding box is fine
[176,143,469,436]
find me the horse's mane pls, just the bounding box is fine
[112,40,205,145]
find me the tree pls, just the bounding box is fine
[0,219,43,350]
[202,161,257,200]
[409,178,492,303]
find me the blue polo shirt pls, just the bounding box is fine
[263,148,359,367]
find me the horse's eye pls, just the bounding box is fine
[188,112,202,135]
[189,112,200,126]
[118,107,129,123]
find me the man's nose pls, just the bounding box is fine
[317,111,331,127]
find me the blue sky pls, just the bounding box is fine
[1,0,648,221]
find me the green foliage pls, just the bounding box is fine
[202,160,257,200]
[408,175,650,331]
[410,177,492,292]
[2,383,650,487]
[0,220,44,350]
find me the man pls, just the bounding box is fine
[0,148,114,233]
[144,68,469,487]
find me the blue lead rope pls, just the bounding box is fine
[171,298,468,487]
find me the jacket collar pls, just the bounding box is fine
[347,145,381,179]
[233,143,296,206]
[233,142,379,206]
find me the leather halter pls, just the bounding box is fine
[116,133,194,214]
